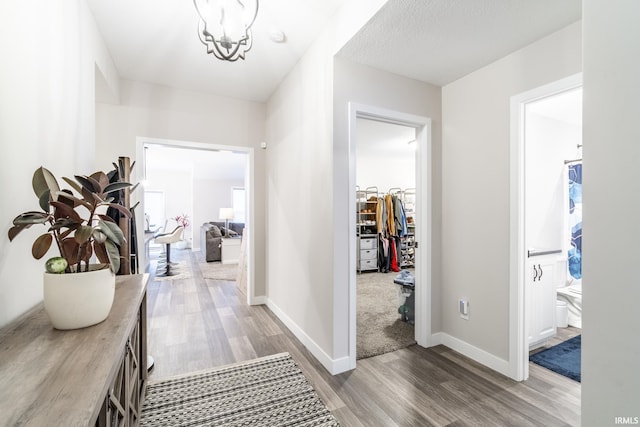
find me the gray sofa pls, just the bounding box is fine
[200,222,244,262]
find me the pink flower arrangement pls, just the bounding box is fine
[174,214,190,228]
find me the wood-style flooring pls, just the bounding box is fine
[146,249,581,426]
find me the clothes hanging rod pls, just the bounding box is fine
[564,158,582,164]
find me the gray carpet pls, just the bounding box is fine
[357,272,416,359]
[140,353,339,427]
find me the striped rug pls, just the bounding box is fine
[140,353,340,426]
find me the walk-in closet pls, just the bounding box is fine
[355,118,417,359]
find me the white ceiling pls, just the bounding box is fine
[145,145,247,181]
[87,0,582,103]
[338,0,582,87]
[86,0,348,102]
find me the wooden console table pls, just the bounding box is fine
[0,274,149,427]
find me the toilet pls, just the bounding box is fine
[557,280,582,328]
[556,300,569,328]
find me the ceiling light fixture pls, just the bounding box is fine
[193,0,259,62]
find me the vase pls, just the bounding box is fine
[43,265,116,330]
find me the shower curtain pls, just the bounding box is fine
[568,163,582,279]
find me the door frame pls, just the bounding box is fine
[136,137,257,305]
[347,102,433,370]
[508,73,582,380]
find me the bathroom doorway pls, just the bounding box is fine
[509,74,583,381]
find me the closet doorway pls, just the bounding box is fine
[347,103,433,369]
[355,118,417,359]
[509,74,583,381]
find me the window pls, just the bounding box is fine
[232,187,246,223]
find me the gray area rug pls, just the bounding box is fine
[200,261,237,281]
[357,272,416,359]
[140,353,340,427]
[153,261,192,282]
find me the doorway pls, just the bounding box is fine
[509,74,582,381]
[136,137,257,304]
[347,103,433,370]
[355,118,417,360]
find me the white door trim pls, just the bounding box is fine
[508,73,582,381]
[347,102,432,370]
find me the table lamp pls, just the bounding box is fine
[219,208,234,237]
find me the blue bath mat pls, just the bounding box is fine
[530,335,581,382]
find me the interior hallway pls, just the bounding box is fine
[146,250,580,426]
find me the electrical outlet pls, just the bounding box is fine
[459,299,469,320]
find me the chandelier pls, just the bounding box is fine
[193,0,259,62]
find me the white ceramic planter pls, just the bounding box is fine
[43,266,115,330]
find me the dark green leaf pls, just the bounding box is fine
[32,167,59,200]
[104,240,121,274]
[75,175,100,193]
[98,220,125,245]
[32,233,53,259]
[104,182,132,194]
[38,189,51,212]
[13,212,49,225]
[74,225,93,244]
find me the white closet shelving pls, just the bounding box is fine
[356,186,378,273]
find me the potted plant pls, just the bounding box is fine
[8,166,131,329]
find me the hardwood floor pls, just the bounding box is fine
[146,250,581,426]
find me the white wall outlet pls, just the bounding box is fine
[459,299,469,320]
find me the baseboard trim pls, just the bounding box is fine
[266,298,344,375]
[437,332,511,378]
[249,295,267,305]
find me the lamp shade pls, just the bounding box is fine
[219,208,234,220]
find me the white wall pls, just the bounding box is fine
[263,0,389,373]
[95,80,267,297]
[0,0,116,327]
[441,22,581,361]
[356,155,415,193]
[333,58,443,355]
[582,1,640,424]
[525,113,582,253]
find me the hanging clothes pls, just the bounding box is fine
[376,198,385,235]
[385,194,395,236]
[393,196,408,237]
[389,238,400,272]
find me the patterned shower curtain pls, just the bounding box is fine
[568,163,582,279]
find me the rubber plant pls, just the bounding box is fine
[8,167,132,274]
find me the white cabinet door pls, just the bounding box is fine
[528,258,557,346]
